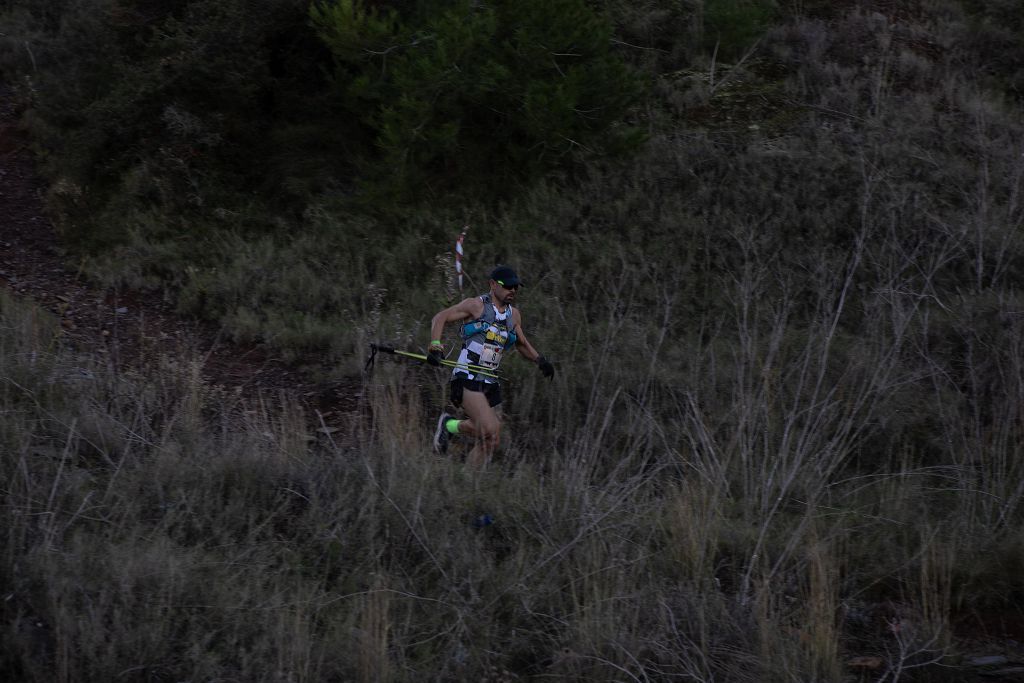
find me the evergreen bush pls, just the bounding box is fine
[310,0,646,197]
[701,0,776,60]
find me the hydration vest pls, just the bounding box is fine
[452,294,517,382]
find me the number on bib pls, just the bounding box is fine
[479,343,503,368]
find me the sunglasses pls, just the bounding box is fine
[497,280,520,291]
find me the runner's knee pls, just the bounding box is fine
[478,418,500,443]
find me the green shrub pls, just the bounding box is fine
[310,0,646,198]
[701,0,777,60]
[2,0,333,247]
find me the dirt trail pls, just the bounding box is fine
[0,87,361,428]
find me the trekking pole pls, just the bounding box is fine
[368,343,502,379]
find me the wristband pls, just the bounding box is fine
[430,340,442,347]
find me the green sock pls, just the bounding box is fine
[445,419,461,435]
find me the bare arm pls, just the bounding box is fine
[430,297,484,348]
[512,308,542,362]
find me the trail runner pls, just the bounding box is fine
[428,265,554,466]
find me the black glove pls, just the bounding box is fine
[427,347,443,367]
[537,355,555,379]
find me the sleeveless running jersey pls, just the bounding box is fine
[453,294,517,383]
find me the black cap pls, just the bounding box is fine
[489,265,521,287]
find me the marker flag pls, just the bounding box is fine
[455,227,467,291]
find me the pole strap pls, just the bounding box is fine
[364,343,378,374]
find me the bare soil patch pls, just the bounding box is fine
[0,86,361,431]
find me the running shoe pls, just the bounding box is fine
[433,411,452,454]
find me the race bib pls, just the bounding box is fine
[479,343,503,368]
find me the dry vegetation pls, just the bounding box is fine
[2,1,1024,681]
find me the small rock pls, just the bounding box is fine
[969,656,1010,667]
[847,656,883,670]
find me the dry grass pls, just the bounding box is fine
[3,3,1024,682]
